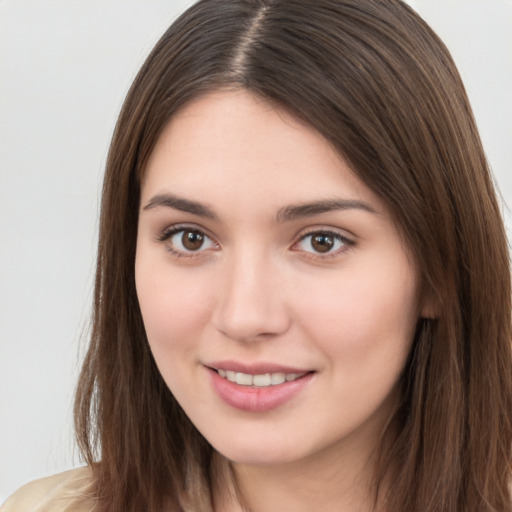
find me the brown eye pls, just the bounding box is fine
[162,227,216,255]
[182,230,204,251]
[310,233,334,253]
[294,230,350,256]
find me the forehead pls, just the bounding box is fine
[142,90,382,211]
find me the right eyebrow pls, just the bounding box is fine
[142,193,216,219]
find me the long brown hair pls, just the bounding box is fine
[74,1,512,510]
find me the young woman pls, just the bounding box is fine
[3,0,511,511]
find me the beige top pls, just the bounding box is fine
[1,467,95,512]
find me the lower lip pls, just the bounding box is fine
[208,368,313,412]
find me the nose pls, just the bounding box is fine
[212,252,291,343]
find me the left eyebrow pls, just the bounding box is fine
[276,199,378,222]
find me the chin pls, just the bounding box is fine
[208,432,311,467]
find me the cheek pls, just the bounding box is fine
[135,259,216,408]
[297,267,419,432]
[135,254,213,359]
[294,261,419,373]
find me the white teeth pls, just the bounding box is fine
[236,373,253,385]
[271,372,286,385]
[218,370,305,387]
[252,374,271,387]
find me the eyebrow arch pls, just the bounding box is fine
[276,199,377,222]
[143,193,216,219]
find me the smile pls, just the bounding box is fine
[216,369,307,387]
[208,366,314,412]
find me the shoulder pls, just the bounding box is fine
[1,467,95,512]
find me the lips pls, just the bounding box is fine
[206,361,314,412]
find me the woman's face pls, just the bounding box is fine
[136,90,422,467]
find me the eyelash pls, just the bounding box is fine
[157,225,354,259]
[157,224,218,258]
[292,229,354,259]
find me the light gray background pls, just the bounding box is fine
[1,0,511,502]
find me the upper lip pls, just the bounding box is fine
[206,360,311,375]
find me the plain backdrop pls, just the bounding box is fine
[1,0,511,502]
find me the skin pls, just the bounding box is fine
[135,90,425,512]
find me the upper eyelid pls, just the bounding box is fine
[294,225,356,242]
[158,223,216,242]
[299,228,350,239]
[294,230,353,248]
